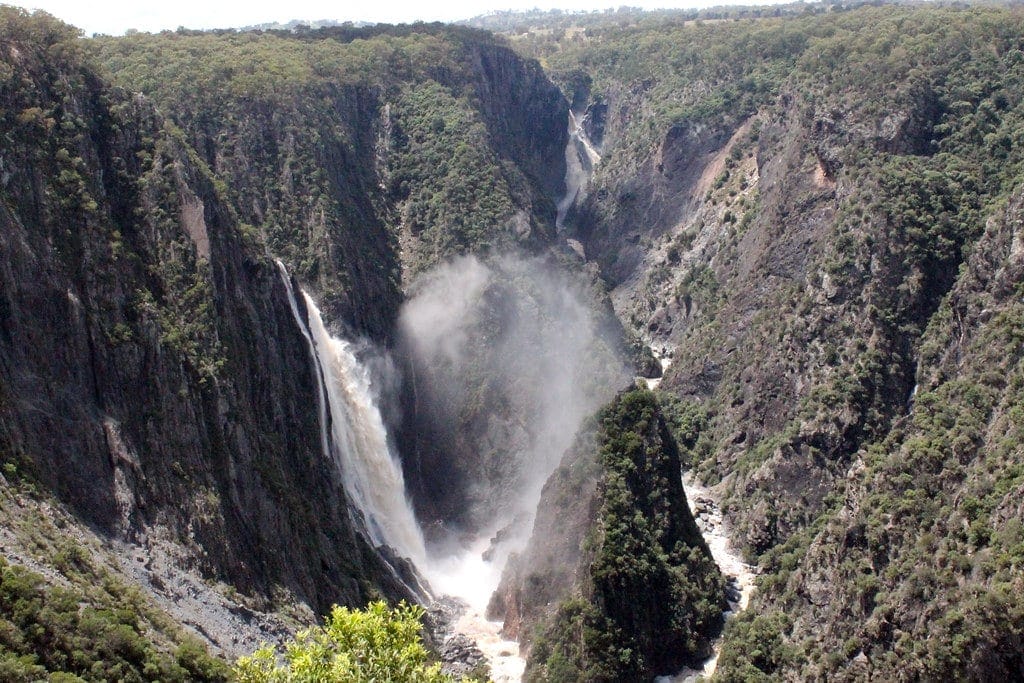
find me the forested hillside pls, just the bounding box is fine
[92,23,567,334]
[492,389,724,681]
[496,4,1024,679]
[1,2,1024,681]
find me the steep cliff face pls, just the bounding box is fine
[95,26,569,333]
[176,80,402,340]
[521,4,1024,679]
[491,390,724,682]
[0,10,408,660]
[457,38,569,207]
[724,185,1024,681]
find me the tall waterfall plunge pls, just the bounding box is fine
[276,262,428,571]
[276,261,526,680]
[556,109,602,231]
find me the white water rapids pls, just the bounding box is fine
[276,262,523,679]
[427,538,525,682]
[646,348,757,682]
[658,473,757,682]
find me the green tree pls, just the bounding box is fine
[234,601,456,683]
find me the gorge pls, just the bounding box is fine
[2,2,1024,682]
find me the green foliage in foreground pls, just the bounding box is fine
[235,601,459,683]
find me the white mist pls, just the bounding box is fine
[278,253,626,682]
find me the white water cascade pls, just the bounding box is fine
[427,538,526,682]
[276,262,428,569]
[277,262,524,680]
[654,473,757,682]
[556,109,602,231]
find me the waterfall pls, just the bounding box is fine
[275,262,428,569]
[571,109,603,166]
[277,261,524,679]
[556,109,602,230]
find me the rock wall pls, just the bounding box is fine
[96,27,570,335]
[0,13,408,655]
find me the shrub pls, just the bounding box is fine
[234,601,458,683]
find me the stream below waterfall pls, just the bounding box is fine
[425,541,525,682]
[647,348,757,682]
[452,609,524,682]
[662,473,758,681]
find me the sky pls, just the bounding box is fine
[10,0,764,36]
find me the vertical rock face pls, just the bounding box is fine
[1,12,581,659]
[95,27,570,331]
[183,83,404,341]
[461,40,570,205]
[492,389,724,682]
[0,12,408,651]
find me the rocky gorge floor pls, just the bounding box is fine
[429,595,524,682]
[656,473,758,682]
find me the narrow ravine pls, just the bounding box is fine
[683,474,757,615]
[655,474,757,682]
[681,473,758,675]
[647,348,757,682]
